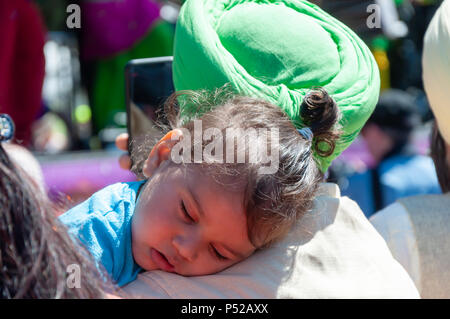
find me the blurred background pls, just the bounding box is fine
[0,0,443,216]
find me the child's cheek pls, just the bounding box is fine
[136,201,175,235]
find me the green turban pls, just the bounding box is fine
[173,0,380,172]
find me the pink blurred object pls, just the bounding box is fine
[336,136,376,171]
[39,151,137,207]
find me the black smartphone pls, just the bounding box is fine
[125,56,174,165]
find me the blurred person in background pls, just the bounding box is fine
[0,0,46,146]
[370,0,450,298]
[389,0,443,92]
[339,89,441,218]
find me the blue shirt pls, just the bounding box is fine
[341,155,441,218]
[59,181,146,287]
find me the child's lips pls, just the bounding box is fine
[150,248,175,272]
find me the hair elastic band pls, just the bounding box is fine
[297,127,313,141]
[0,114,15,142]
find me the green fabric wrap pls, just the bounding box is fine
[172,0,380,172]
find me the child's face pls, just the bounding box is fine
[132,163,256,276]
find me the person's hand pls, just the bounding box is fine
[115,133,132,170]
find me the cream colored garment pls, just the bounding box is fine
[370,203,421,291]
[371,195,450,299]
[123,183,419,298]
[422,0,450,144]
[399,195,450,299]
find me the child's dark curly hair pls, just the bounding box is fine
[131,86,341,248]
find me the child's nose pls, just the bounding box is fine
[172,233,201,262]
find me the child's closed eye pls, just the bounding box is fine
[211,244,228,261]
[179,200,229,261]
[180,200,195,223]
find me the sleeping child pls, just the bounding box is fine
[59,88,341,287]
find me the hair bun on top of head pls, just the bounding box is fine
[299,89,341,158]
[0,114,15,142]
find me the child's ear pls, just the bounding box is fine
[143,129,183,178]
